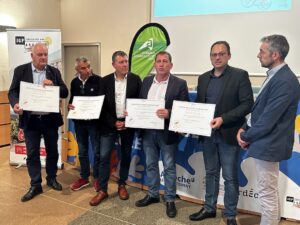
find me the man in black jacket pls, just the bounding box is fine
[8,43,68,202]
[135,51,189,218]
[68,57,103,192]
[89,51,142,206]
[189,41,253,225]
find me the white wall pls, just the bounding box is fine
[152,0,300,76]
[0,0,61,91]
[60,0,151,76]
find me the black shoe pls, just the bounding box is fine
[21,186,43,202]
[189,207,216,221]
[227,218,238,225]
[47,178,62,191]
[135,195,160,207]
[166,202,177,218]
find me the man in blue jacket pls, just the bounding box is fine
[237,34,300,225]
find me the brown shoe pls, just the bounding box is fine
[118,185,129,200]
[89,191,108,206]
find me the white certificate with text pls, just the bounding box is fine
[67,95,105,120]
[19,81,60,113]
[125,99,165,129]
[169,101,215,136]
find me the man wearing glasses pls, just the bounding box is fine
[189,41,254,225]
[69,57,103,192]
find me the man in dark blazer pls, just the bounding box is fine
[135,51,189,218]
[68,57,103,192]
[237,35,300,225]
[8,43,68,202]
[89,51,142,206]
[189,41,253,225]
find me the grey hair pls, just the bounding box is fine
[75,56,90,68]
[261,34,289,60]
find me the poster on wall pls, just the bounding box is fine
[7,29,63,168]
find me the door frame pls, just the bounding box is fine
[62,42,101,78]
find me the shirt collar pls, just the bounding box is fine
[267,63,286,78]
[114,73,128,81]
[78,73,91,82]
[210,65,228,78]
[31,63,46,72]
[153,74,170,84]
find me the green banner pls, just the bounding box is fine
[129,23,170,80]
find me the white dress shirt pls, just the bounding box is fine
[115,73,127,119]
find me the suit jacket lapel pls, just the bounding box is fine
[215,66,232,106]
[252,65,289,110]
[199,75,210,102]
[165,75,175,101]
[45,66,53,81]
[126,73,133,97]
[142,76,154,99]
[27,63,34,83]
[109,74,116,112]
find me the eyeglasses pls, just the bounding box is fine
[80,85,85,94]
[210,52,227,58]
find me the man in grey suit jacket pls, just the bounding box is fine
[237,35,300,225]
[8,43,68,202]
[135,51,189,218]
[189,41,253,225]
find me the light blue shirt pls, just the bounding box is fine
[31,64,48,115]
[31,63,46,85]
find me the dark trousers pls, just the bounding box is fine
[74,121,100,179]
[24,115,59,187]
[98,129,134,192]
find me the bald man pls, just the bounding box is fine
[8,43,68,202]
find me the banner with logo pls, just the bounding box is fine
[127,92,300,221]
[7,29,63,168]
[129,23,170,80]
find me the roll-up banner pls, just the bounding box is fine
[129,23,170,80]
[7,29,63,169]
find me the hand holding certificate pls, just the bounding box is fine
[19,81,60,113]
[125,99,165,129]
[67,95,105,120]
[169,101,215,137]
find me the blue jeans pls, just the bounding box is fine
[98,129,134,192]
[202,137,240,218]
[143,130,177,202]
[74,121,100,180]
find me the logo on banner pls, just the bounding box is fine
[139,38,153,51]
[129,23,170,80]
[177,175,195,189]
[15,36,25,45]
[14,35,52,52]
[239,188,259,199]
[286,196,294,202]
